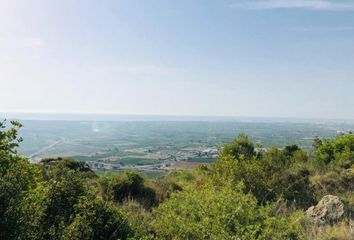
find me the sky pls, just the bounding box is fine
[1,0,354,119]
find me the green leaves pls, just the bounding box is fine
[221,133,255,160]
[18,170,86,240]
[213,143,315,207]
[153,183,298,240]
[1,120,353,240]
[0,120,39,240]
[63,196,131,240]
[100,171,157,209]
[0,120,23,154]
[314,134,354,166]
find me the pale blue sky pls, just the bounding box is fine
[1,0,354,119]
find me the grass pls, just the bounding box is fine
[307,221,354,240]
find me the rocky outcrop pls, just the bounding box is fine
[306,195,345,225]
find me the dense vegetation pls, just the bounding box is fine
[0,120,353,239]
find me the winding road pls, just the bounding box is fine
[29,138,65,159]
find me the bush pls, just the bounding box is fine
[63,196,132,240]
[18,170,86,240]
[0,120,39,240]
[2,120,354,240]
[153,183,299,240]
[212,141,315,208]
[314,134,354,167]
[121,200,154,239]
[100,171,157,209]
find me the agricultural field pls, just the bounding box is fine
[15,118,354,175]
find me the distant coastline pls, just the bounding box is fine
[2,112,354,124]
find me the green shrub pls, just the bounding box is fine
[153,182,299,239]
[100,171,157,209]
[18,170,86,240]
[0,120,40,240]
[212,139,315,208]
[63,196,132,240]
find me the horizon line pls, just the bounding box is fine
[1,111,354,123]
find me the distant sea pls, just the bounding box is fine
[1,112,354,124]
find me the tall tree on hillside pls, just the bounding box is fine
[0,120,39,239]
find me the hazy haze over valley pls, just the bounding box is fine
[1,1,354,239]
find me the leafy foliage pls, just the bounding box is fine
[100,171,157,209]
[19,169,86,240]
[63,196,131,240]
[0,121,353,240]
[39,157,96,180]
[221,133,255,160]
[212,135,315,208]
[0,120,39,240]
[153,182,299,239]
[314,134,354,167]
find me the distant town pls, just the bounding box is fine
[17,119,354,176]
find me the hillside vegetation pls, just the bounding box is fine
[0,120,353,239]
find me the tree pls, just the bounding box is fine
[0,120,39,240]
[19,169,86,240]
[221,133,255,160]
[212,137,315,207]
[39,157,96,180]
[63,196,132,240]
[0,120,23,154]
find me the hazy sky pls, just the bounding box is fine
[1,0,354,119]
